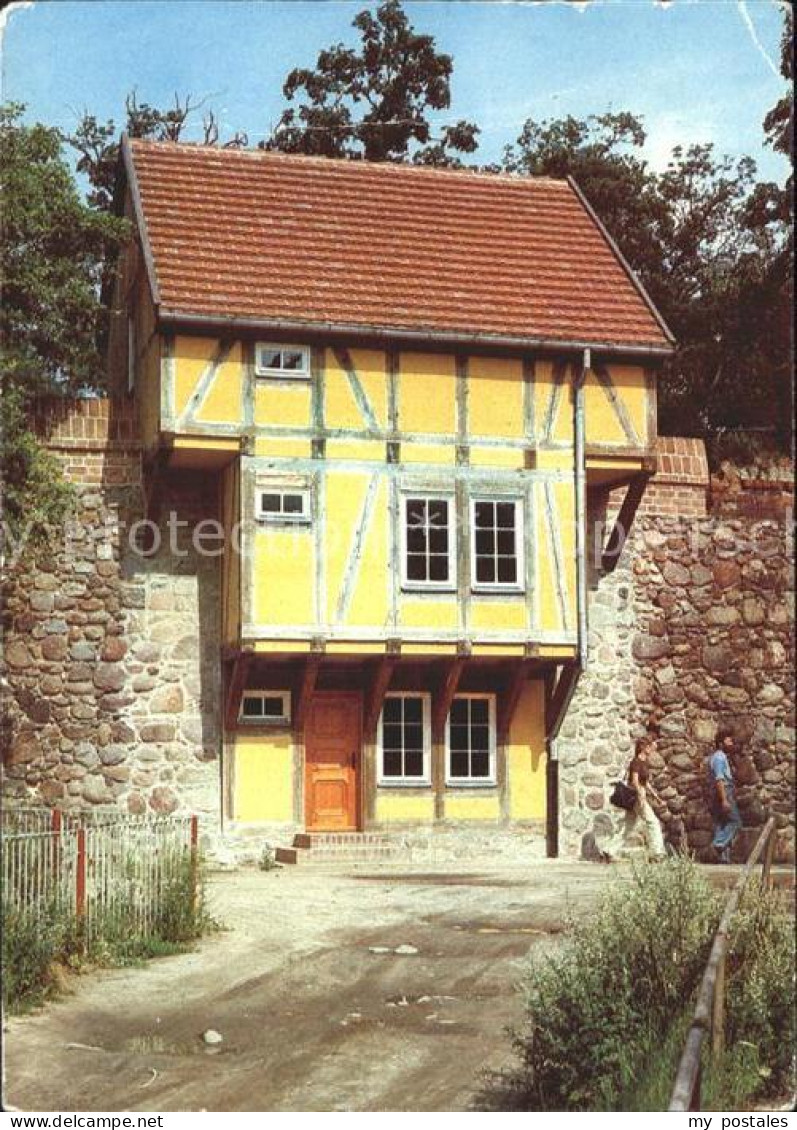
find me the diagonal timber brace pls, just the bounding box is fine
[601,470,653,574]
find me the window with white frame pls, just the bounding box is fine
[379,694,431,784]
[471,498,524,589]
[402,496,455,588]
[446,695,496,784]
[255,343,310,378]
[256,488,311,524]
[239,691,291,724]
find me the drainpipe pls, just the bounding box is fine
[546,349,589,857]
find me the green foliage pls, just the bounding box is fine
[0,901,80,1012]
[476,859,795,1111]
[475,857,720,1111]
[502,105,792,449]
[0,103,126,395]
[266,0,479,165]
[0,387,76,555]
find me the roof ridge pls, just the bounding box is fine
[126,136,570,188]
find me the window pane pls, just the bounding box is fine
[428,527,448,554]
[282,350,304,371]
[382,723,403,751]
[261,493,282,513]
[475,529,495,556]
[450,700,469,727]
[406,526,426,554]
[262,697,286,718]
[242,695,263,716]
[403,698,423,724]
[429,555,449,582]
[383,698,402,726]
[450,748,469,778]
[498,557,517,584]
[470,699,489,725]
[406,499,426,526]
[497,530,515,555]
[471,726,490,755]
[405,723,424,751]
[428,499,448,526]
[259,349,282,370]
[471,748,490,778]
[449,724,470,753]
[405,748,424,777]
[383,749,403,777]
[283,494,304,514]
[476,557,495,584]
[407,554,427,581]
[496,502,515,529]
[474,501,493,528]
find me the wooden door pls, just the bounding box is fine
[305,693,361,831]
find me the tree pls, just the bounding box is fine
[0,103,127,546]
[67,91,248,212]
[266,0,479,165]
[504,110,791,448]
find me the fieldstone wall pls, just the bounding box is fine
[559,439,795,863]
[1,402,221,822]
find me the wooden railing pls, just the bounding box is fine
[668,817,778,1111]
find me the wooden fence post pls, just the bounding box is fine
[51,809,62,877]
[711,946,726,1061]
[190,815,199,911]
[76,827,87,919]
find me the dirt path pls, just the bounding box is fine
[4,861,613,1112]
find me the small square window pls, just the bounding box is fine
[255,343,310,379]
[257,488,311,524]
[240,691,291,725]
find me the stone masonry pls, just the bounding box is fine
[1,401,220,821]
[2,406,794,861]
[559,440,795,863]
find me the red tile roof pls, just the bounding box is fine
[124,138,673,354]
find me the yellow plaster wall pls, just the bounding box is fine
[469,600,527,632]
[221,462,241,646]
[375,792,435,823]
[324,348,387,431]
[252,526,314,626]
[398,352,457,435]
[173,336,217,418]
[344,480,391,627]
[255,381,312,429]
[325,439,385,461]
[399,598,458,631]
[468,356,524,439]
[194,344,243,425]
[444,794,501,821]
[507,681,546,820]
[254,437,313,459]
[234,731,294,823]
[399,442,456,465]
[469,447,525,469]
[554,481,577,628]
[324,470,370,624]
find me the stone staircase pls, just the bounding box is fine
[275,832,406,866]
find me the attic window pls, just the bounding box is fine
[255,343,310,379]
[256,488,311,524]
[240,691,291,725]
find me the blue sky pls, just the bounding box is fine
[1,0,790,183]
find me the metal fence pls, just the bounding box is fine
[1,807,198,944]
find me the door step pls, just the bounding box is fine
[275,832,402,866]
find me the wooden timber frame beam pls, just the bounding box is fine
[293,654,322,736]
[601,467,654,574]
[364,655,398,740]
[224,650,253,732]
[545,662,581,742]
[432,656,466,740]
[496,659,534,743]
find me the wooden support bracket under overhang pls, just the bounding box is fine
[224,650,253,731]
[545,662,582,741]
[432,657,466,738]
[496,659,534,743]
[293,654,322,735]
[364,655,398,739]
[601,467,654,574]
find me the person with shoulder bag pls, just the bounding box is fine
[602,735,666,862]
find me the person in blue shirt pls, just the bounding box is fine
[706,727,742,863]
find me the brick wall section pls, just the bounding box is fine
[638,437,710,518]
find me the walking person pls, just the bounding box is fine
[706,726,742,864]
[603,735,666,862]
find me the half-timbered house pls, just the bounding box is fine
[110,139,673,848]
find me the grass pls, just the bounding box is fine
[2,853,216,1012]
[474,856,795,1112]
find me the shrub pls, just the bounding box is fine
[1,901,79,1011]
[474,857,721,1111]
